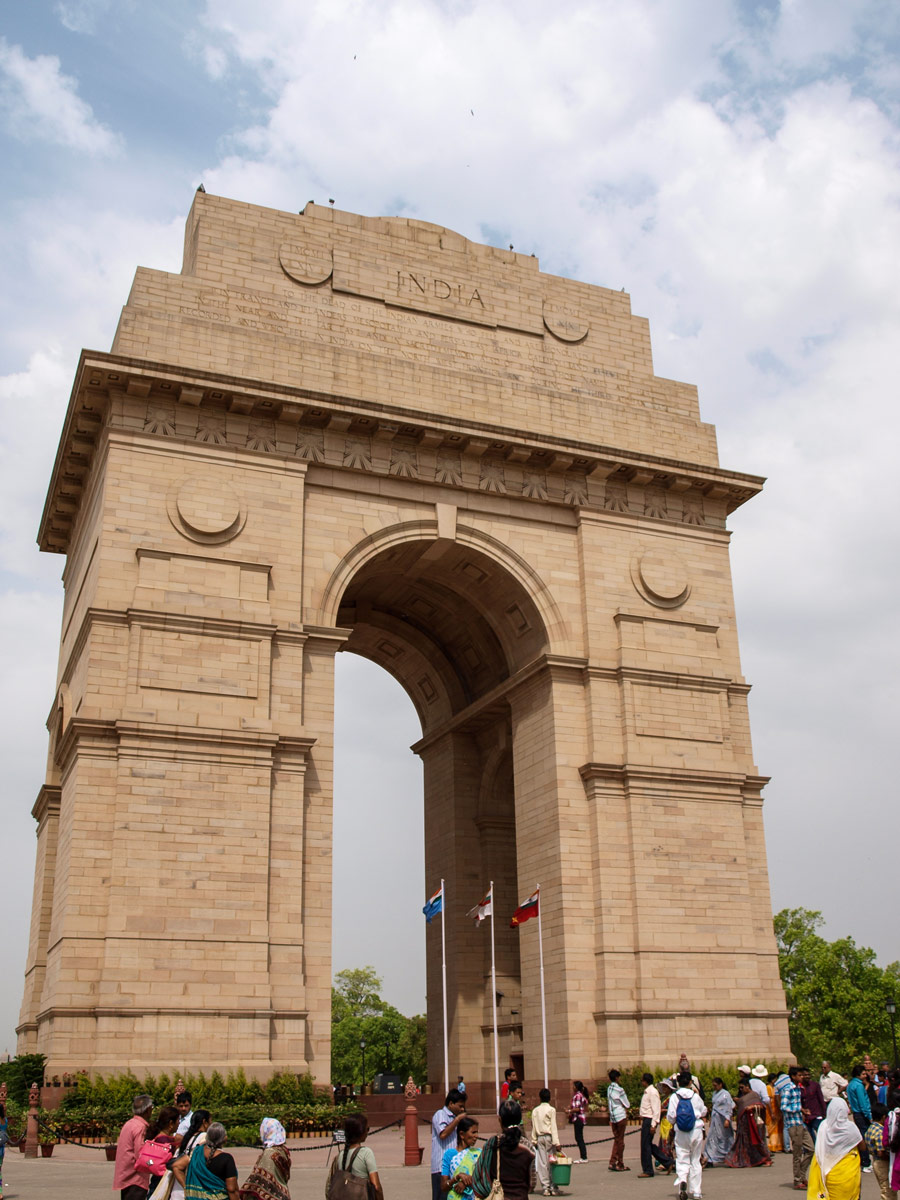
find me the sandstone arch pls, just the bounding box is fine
[18,194,790,1089]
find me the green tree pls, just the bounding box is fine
[334,967,385,1019]
[774,907,900,1069]
[331,968,428,1087]
[0,1054,47,1105]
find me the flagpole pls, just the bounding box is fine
[536,885,548,1087]
[490,879,500,1111]
[441,878,449,1096]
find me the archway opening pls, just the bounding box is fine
[333,536,550,1093]
[332,654,425,1043]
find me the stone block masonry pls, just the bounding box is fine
[19,193,789,1083]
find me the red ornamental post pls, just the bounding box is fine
[404,1103,423,1166]
[25,1080,40,1158]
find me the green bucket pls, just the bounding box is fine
[551,1160,572,1187]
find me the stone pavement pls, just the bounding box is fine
[1,1130,887,1200]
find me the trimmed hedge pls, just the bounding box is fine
[52,1068,360,1146]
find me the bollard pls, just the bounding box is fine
[404,1103,423,1166]
[25,1080,40,1158]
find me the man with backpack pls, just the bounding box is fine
[666,1071,707,1200]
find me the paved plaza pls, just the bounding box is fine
[1,1126,885,1200]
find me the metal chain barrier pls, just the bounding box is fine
[31,1110,641,1157]
[470,1123,642,1148]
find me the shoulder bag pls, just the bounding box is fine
[326,1146,375,1200]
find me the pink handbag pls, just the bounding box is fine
[137,1138,173,1176]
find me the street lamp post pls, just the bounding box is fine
[887,1000,898,1069]
[360,1039,367,1093]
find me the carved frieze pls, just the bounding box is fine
[479,458,507,494]
[144,402,176,436]
[563,475,589,506]
[522,472,548,500]
[295,427,325,462]
[389,442,418,479]
[343,438,373,471]
[604,478,629,513]
[435,452,463,486]
[196,411,227,444]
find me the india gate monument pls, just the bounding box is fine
[18,193,790,1089]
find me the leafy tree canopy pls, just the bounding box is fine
[774,907,900,1069]
[331,967,427,1087]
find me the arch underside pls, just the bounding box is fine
[337,537,549,733]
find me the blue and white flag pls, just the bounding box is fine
[423,883,443,924]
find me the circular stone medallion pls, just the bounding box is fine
[168,476,247,544]
[542,301,590,343]
[631,547,691,608]
[279,241,334,285]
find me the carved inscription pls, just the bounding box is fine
[171,282,622,405]
[396,271,485,309]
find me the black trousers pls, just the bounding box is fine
[573,1120,587,1160]
[852,1113,871,1168]
[641,1119,673,1173]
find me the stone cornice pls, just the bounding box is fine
[40,352,764,553]
[595,1007,789,1021]
[586,664,742,691]
[125,607,278,639]
[54,717,316,772]
[31,785,61,828]
[33,1005,309,1022]
[579,761,765,798]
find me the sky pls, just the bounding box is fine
[2,0,899,1058]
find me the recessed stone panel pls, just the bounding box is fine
[138,628,260,697]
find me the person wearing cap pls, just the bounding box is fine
[749,1065,771,1108]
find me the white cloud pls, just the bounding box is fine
[54,0,116,35]
[0,37,122,155]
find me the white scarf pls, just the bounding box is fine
[814,1098,862,1180]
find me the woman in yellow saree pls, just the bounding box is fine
[807,1098,862,1200]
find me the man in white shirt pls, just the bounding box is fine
[530,1088,562,1196]
[819,1062,848,1102]
[747,1066,770,1107]
[667,1072,707,1200]
[607,1069,631,1171]
[175,1091,193,1142]
[638,1073,672,1177]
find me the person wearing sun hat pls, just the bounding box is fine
[750,1066,770,1108]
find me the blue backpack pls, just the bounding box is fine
[675,1094,696,1132]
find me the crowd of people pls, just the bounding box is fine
[113,1091,292,1200]
[102,1054,900,1200]
[429,1056,900,1200]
